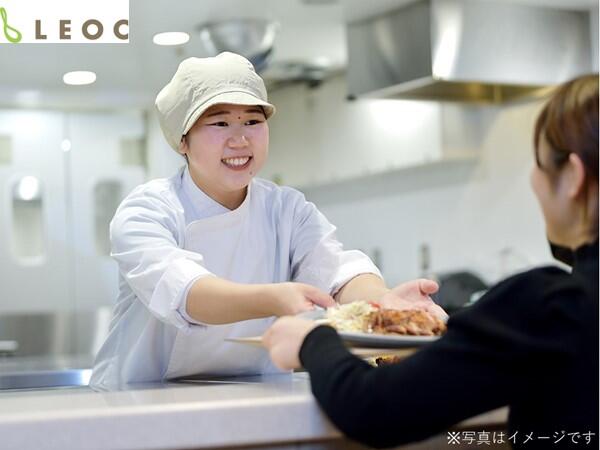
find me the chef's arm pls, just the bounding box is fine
[185,276,335,325]
[334,273,389,305]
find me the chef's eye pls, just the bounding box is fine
[209,121,228,127]
[245,119,263,126]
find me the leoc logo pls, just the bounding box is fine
[0,7,22,43]
[0,0,129,44]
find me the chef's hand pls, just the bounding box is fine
[267,282,336,317]
[377,279,448,321]
[263,316,318,370]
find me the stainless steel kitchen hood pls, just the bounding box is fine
[346,0,593,103]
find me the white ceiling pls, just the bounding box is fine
[0,0,596,110]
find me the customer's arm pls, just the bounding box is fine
[266,269,583,448]
[298,324,511,448]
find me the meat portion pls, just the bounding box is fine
[369,309,446,336]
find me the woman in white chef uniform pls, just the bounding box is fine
[91,52,445,389]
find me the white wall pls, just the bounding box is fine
[261,79,445,187]
[265,83,555,287]
[145,80,555,287]
[311,102,553,286]
[146,112,186,180]
[591,6,599,71]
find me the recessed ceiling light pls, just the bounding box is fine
[63,71,96,86]
[153,32,190,46]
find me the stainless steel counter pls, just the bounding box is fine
[0,372,507,450]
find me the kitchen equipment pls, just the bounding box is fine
[434,270,488,314]
[0,340,18,356]
[0,308,110,357]
[196,19,278,72]
[347,0,592,102]
[0,369,91,391]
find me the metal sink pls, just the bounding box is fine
[0,309,106,391]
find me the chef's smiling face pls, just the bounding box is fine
[180,103,269,209]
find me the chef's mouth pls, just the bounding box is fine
[221,156,252,170]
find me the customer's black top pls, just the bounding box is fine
[300,241,599,449]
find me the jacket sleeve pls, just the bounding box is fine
[110,186,213,331]
[288,192,382,295]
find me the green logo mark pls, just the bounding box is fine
[0,7,22,43]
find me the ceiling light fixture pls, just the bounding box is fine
[63,71,96,86]
[153,32,190,46]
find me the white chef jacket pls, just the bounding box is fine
[90,166,381,390]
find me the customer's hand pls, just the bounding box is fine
[377,279,448,321]
[263,317,318,370]
[267,282,335,317]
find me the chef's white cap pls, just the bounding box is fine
[155,52,276,151]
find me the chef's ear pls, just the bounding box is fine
[179,135,189,155]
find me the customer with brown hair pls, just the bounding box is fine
[264,74,599,449]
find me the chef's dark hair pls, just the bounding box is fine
[534,74,598,182]
[181,135,189,162]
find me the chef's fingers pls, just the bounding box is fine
[418,278,439,295]
[305,287,336,308]
[428,303,449,321]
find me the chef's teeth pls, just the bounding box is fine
[222,157,250,166]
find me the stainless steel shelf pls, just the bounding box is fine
[0,368,92,391]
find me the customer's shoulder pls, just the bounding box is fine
[449,264,593,340]
[498,265,581,296]
[501,265,570,287]
[473,265,588,315]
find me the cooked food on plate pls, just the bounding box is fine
[325,300,377,333]
[326,301,446,336]
[371,309,446,336]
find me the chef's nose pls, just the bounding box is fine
[228,133,248,148]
